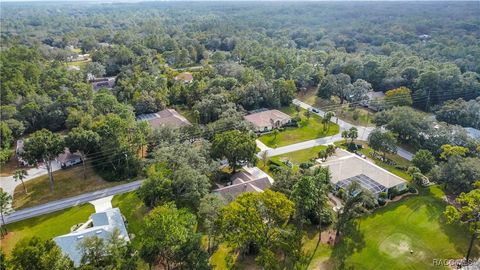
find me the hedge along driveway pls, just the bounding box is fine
[258,106,340,148]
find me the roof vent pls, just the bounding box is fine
[77,235,84,240]
[96,230,102,234]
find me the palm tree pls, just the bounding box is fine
[13,169,28,194]
[273,129,279,141]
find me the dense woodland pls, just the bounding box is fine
[1,1,480,269]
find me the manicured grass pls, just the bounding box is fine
[111,191,148,248]
[1,204,95,255]
[327,185,475,269]
[13,163,127,209]
[271,145,327,166]
[259,106,339,148]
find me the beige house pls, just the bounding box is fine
[320,149,407,197]
[137,109,191,129]
[174,72,194,83]
[213,170,273,201]
[244,110,292,132]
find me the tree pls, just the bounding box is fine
[291,168,333,241]
[218,190,301,268]
[211,130,257,173]
[139,203,208,270]
[0,191,12,238]
[0,122,13,149]
[85,62,106,78]
[65,128,100,179]
[272,129,279,141]
[271,168,300,199]
[445,187,480,263]
[384,87,413,108]
[198,194,225,254]
[348,79,371,104]
[336,182,375,239]
[343,127,359,144]
[411,149,436,174]
[318,73,352,104]
[260,150,269,168]
[10,237,73,270]
[22,129,64,191]
[368,129,397,159]
[322,111,334,131]
[431,156,480,194]
[78,229,138,269]
[13,169,28,194]
[137,167,173,208]
[171,165,211,210]
[304,110,312,120]
[440,144,469,160]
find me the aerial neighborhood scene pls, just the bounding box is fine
[1,1,480,269]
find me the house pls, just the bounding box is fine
[244,109,292,132]
[54,208,129,267]
[57,148,82,169]
[68,54,90,62]
[91,76,117,91]
[174,72,194,83]
[213,169,273,200]
[136,109,191,129]
[360,91,385,111]
[320,149,407,197]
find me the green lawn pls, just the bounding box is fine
[1,204,95,255]
[269,145,327,172]
[326,185,475,269]
[259,106,339,148]
[111,192,148,248]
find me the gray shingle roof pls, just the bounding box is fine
[54,208,129,266]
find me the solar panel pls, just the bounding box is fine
[336,174,386,194]
[136,113,158,121]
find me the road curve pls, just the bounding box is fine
[4,180,143,224]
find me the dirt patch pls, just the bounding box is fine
[320,229,337,246]
[379,233,412,258]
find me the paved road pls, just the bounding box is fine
[3,180,143,224]
[260,99,414,161]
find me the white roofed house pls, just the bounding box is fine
[54,208,130,267]
[320,149,407,198]
[136,108,191,129]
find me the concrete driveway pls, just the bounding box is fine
[0,161,61,196]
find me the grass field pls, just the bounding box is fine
[13,163,127,209]
[259,106,339,148]
[1,204,95,255]
[111,192,148,248]
[326,185,475,269]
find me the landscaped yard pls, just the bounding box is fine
[1,204,95,255]
[324,185,475,269]
[13,163,128,209]
[111,192,148,248]
[259,106,339,148]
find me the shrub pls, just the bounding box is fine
[408,185,417,193]
[299,162,313,169]
[378,198,386,206]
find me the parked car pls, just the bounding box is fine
[312,108,320,113]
